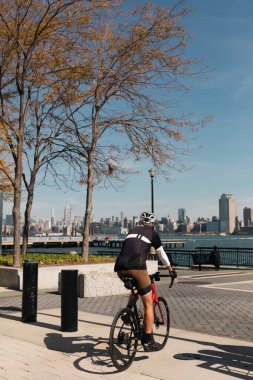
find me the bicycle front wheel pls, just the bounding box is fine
[109,307,138,371]
[153,296,170,349]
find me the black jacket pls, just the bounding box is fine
[114,225,162,271]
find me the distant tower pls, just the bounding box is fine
[64,204,72,225]
[243,207,253,227]
[178,208,186,223]
[51,207,55,227]
[120,212,124,221]
[219,194,237,233]
[133,215,139,226]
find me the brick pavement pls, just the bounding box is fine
[0,269,252,341]
[1,308,252,380]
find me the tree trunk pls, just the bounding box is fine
[12,93,26,267]
[21,173,36,256]
[21,192,33,256]
[0,192,3,256]
[81,150,94,262]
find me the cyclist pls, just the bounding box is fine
[114,211,177,352]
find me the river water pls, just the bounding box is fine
[161,234,253,249]
[23,234,253,255]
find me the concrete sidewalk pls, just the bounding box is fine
[0,308,252,380]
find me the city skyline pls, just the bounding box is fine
[2,0,253,223]
[3,192,253,226]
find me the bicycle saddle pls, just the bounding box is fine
[121,277,137,290]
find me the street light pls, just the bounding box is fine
[148,168,155,213]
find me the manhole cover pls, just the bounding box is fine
[178,281,211,285]
[174,353,201,360]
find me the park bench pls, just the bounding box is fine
[191,253,211,271]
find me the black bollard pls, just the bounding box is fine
[61,270,78,332]
[21,260,38,323]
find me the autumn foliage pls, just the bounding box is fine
[0,0,209,265]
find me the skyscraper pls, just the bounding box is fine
[5,214,14,226]
[219,194,237,234]
[178,208,186,223]
[51,207,55,227]
[64,204,72,225]
[243,207,253,227]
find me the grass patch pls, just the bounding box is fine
[0,253,116,266]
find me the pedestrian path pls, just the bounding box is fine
[0,269,253,379]
[0,308,252,380]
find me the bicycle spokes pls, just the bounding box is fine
[152,297,170,349]
[109,308,138,371]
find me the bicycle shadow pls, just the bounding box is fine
[171,335,253,380]
[44,333,149,375]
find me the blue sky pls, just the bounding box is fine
[3,0,253,222]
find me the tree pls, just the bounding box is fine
[21,88,86,255]
[62,1,210,261]
[0,0,112,266]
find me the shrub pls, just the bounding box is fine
[0,253,116,266]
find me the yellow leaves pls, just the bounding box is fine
[168,130,183,141]
[0,151,14,193]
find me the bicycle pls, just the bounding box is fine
[109,271,174,371]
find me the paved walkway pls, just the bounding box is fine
[0,268,252,379]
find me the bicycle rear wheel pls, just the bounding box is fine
[109,307,138,371]
[153,296,170,349]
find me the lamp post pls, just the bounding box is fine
[148,168,155,213]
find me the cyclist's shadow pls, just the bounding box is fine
[44,333,148,375]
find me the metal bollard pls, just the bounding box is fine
[21,260,38,323]
[61,270,78,332]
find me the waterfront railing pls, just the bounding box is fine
[164,247,253,268]
[2,244,253,268]
[88,247,253,268]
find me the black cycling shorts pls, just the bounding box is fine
[117,269,152,296]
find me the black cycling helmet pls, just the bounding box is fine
[140,211,156,225]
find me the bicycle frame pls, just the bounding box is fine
[151,280,166,325]
[126,274,166,327]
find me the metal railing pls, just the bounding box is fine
[86,247,253,268]
[165,247,253,268]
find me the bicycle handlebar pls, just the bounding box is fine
[150,271,176,288]
[169,273,175,288]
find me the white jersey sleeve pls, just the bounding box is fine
[155,246,170,267]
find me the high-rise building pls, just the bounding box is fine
[133,216,139,226]
[64,204,72,225]
[5,214,14,226]
[219,194,237,234]
[243,207,253,227]
[51,207,55,227]
[178,208,186,223]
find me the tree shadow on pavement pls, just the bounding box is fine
[171,335,253,380]
[44,333,148,375]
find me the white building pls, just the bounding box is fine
[219,194,237,234]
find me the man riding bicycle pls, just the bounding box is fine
[114,211,177,352]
